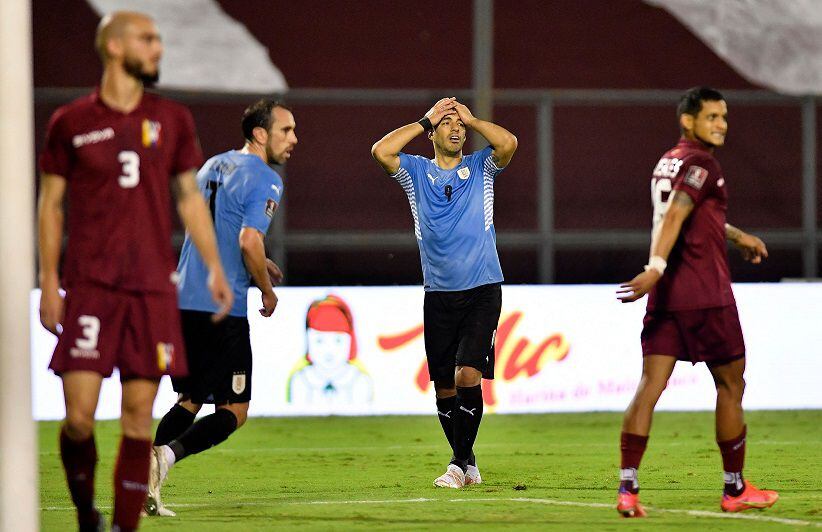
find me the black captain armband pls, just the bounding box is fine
[418,116,433,132]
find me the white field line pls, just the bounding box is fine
[36,440,813,456]
[40,496,822,527]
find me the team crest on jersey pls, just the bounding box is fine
[265,198,278,218]
[457,167,470,180]
[141,119,162,147]
[232,372,247,394]
[683,165,709,190]
[156,342,174,371]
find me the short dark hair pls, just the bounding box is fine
[677,86,724,118]
[241,98,291,142]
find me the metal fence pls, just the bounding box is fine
[35,87,820,282]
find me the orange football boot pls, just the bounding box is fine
[617,489,647,518]
[721,480,779,512]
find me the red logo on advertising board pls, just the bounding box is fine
[378,311,570,406]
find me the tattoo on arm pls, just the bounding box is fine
[670,192,694,209]
[725,223,743,243]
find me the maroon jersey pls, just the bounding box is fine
[647,138,734,311]
[40,90,203,293]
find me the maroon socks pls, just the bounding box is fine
[718,426,747,496]
[619,432,649,494]
[59,428,99,527]
[112,436,151,531]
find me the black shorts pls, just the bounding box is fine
[171,310,252,404]
[423,283,502,382]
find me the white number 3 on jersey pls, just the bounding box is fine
[118,150,140,188]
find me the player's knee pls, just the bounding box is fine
[718,376,746,401]
[63,414,94,440]
[455,366,481,388]
[176,397,202,415]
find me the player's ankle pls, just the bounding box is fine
[723,471,744,497]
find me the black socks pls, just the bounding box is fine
[154,404,196,446]
[451,385,483,472]
[168,409,238,462]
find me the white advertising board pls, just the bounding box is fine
[29,283,822,420]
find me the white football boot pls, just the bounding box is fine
[433,464,465,488]
[465,464,482,485]
[145,446,176,517]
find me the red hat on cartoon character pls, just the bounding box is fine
[305,295,357,362]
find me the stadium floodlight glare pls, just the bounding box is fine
[0,0,38,530]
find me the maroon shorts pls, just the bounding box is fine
[641,305,745,366]
[49,284,187,379]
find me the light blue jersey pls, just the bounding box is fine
[177,151,283,317]
[393,146,504,291]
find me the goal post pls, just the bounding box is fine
[0,0,39,530]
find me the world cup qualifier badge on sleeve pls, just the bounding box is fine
[684,165,709,190]
[265,198,278,218]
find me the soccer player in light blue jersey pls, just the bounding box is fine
[145,99,297,516]
[372,97,517,488]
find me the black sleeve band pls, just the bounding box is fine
[418,117,433,132]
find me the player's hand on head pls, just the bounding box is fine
[266,258,284,286]
[208,269,234,322]
[425,97,457,127]
[260,290,278,318]
[453,102,476,127]
[39,287,64,336]
[616,269,661,303]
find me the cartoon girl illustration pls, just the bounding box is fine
[287,295,373,405]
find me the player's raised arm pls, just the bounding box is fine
[371,97,457,174]
[239,227,277,317]
[453,102,518,168]
[617,191,695,303]
[725,223,768,264]
[37,173,67,335]
[173,170,233,320]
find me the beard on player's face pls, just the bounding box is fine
[432,133,465,157]
[123,56,160,86]
[265,143,284,166]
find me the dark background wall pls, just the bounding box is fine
[32,0,821,285]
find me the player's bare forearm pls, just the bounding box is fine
[468,119,518,168]
[37,174,67,333]
[725,223,744,243]
[725,222,768,263]
[372,97,459,174]
[649,192,694,261]
[239,228,273,296]
[37,174,66,288]
[617,191,693,303]
[174,172,223,272]
[371,123,424,174]
[240,227,277,317]
[174,172,233,320]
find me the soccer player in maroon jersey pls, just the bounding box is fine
[615,87,778,517]
[37,11,232,531]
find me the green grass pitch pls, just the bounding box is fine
[39,411,821,530]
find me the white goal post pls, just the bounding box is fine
[0,0,38,530]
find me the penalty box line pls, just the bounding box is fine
[41,496,821,527]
